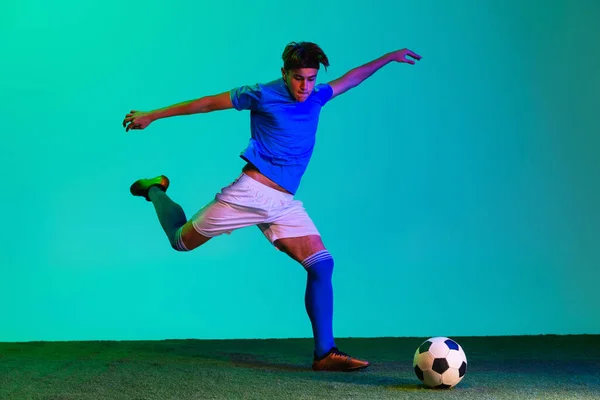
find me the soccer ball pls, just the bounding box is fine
[413,337,467,389]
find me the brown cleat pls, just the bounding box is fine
[312,347,370,372]
[130,175,170,201]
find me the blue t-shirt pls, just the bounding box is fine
[230,78,334,195]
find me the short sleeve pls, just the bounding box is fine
[230,84,262,111]
[312,83,334,105]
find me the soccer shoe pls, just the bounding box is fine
[312,347,370,372]
[130,175,170,201]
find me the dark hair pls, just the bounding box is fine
[282,42,329,71]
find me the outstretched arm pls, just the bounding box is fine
[123,91,233,132]
[327,49,421,100]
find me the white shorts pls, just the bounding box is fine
[190,173,320,245]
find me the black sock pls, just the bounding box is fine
[148,186,187,248]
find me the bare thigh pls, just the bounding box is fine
[274,235,326,264]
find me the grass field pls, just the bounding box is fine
[1,335,598,399]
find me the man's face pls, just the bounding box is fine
[282,67,319,102]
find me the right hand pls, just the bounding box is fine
[123,110,154,132]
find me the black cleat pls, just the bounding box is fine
[130,175,170,201]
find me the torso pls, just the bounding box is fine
[242,163,291,194]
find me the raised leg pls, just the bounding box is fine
[148,187,212,250]
[131,176,211,251]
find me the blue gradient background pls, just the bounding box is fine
[1,1,598,342]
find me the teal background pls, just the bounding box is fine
[1,1,598,342]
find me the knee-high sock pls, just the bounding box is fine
[302,250,336,358]
[148,186,188,251]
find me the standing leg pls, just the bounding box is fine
[274,235,370,371]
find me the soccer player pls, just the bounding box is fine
[123,42,421,371]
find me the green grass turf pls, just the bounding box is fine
[1,335,598,399]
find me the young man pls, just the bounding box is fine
[123,42,421,371]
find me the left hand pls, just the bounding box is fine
[390,48,422,65]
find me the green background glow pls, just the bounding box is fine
[1,0,598,341]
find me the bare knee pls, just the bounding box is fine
[274,235,326,263]
[173,223,212,251]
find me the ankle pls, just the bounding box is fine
[148,185,165,200]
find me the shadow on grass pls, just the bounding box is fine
[208,352,426,389]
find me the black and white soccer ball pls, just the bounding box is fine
[413,337,468,389]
